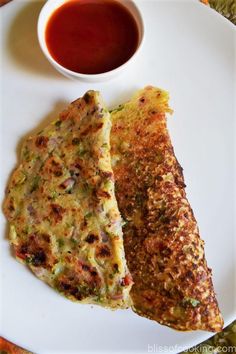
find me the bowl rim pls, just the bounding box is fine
[37,0,145,79]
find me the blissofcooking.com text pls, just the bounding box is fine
[147,344,236,353]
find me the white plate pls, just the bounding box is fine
[0,1,235,353]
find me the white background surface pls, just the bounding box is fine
[0,1,235,353]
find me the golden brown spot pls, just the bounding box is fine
[96,190,111,199]
[35,136,49,148]
[85,234,99,244]
[96,245,111,258]
[50,203,65,223]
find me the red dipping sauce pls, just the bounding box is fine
[45,0,139,75]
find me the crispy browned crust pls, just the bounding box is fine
[110,86,223,332]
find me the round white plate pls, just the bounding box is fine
[0,1,235,353]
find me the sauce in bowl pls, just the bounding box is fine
[45,0,139,75]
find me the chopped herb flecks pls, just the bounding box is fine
[182,297,200,307]
[55,120,62,127]
[30,176,41,193]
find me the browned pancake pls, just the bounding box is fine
[110,86,223,331]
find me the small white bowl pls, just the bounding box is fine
[37,0,144,82]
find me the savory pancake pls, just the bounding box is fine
[110,86,223,331]
[3,91,132,308]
